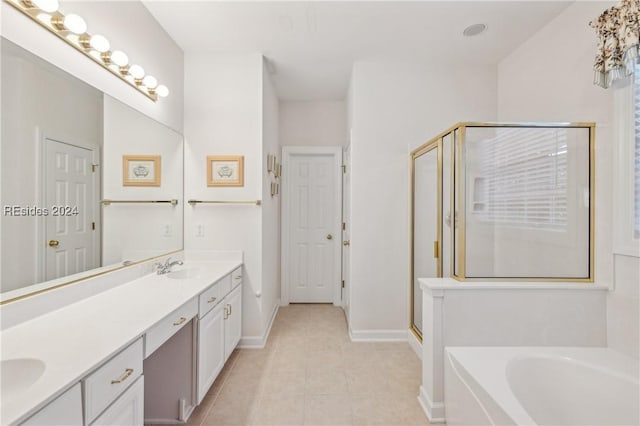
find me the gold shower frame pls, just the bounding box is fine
[409,122,596,341]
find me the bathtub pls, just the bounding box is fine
[444,347,639,426]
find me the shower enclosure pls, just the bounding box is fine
[410,122,595,339]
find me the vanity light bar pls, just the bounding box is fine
[5,0,170,102]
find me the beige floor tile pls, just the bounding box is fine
[305,368,349,395]
[391,395,431,426]
[261,369,306,396]
[304,394,353,425]
[345,368,390,396]
[198,304,424,426]
[251,394,304,426]
[351,395,403,425]
[201,391,259,425]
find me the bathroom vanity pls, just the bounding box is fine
[0,259,243,425]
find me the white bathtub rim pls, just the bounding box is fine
[446,349,536,425]
[445,346,639,426]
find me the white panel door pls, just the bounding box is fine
[341,145,351,318]
[45,138,97,281]
[286,150,341,303]
[197,302,225,404]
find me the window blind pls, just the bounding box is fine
[476,127,568,231]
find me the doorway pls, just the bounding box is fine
[44,137,99,281]
[281,146,342,305]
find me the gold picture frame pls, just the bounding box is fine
[123,155,161,186]
[207,155,244,187]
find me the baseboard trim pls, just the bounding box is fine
[418,386,445,423]
[238,300,279,349]
[348,329,408,342]
[407,329,422,360]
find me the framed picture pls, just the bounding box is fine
[207,155,244,187]
[123,155,161,186]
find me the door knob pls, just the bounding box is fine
[343,240,350,246]
[48,240,60,247]
[326,234,333,240]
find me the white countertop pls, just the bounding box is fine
[0,260,241,425]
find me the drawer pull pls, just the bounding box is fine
[173,316,187,326]
[234,276,242,280]
[228,304,232,316]
[111,368,134,385]
[208,296,217,304]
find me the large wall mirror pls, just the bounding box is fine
[1,38,184,303]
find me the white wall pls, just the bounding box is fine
[1,1,184,132]
[184,53,280,343]
[102,96,183,265]
[497,1,639,359]
[1,39,102,292]
[347,62,497,337]
[262,66,281,330]
[280,101,346,147]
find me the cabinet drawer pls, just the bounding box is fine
[22,383,82,426]
[84,339,143,424]
[217,274,232,297]
[199,282,222,318]
[145,298,197,357]
[231,267,242,289]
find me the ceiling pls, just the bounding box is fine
[145,1,572,101]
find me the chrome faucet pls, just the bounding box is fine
[155,257,184,275]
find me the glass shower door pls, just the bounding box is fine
[411,144,440,337]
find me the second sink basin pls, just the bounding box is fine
[166,268,203,280]
[1,358,46,401]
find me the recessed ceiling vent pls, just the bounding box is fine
[463,23,487,37]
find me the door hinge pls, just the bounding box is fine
[342,222,346,231]
[342,164,346,173]
[92,222,96,230]
[91,164,98,173]
[341,280,345,288]
[433,241,439,258]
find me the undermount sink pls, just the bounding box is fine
[1,358,46,399]
[166,268,202,280]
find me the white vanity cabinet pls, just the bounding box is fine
[92,377,144,426]
[224,283,242,361]
[84,338,143,425]
[21,383,83,426]
[196,267,243,402]
[197,301,225,403]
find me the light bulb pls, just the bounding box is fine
[63,14,86,35]
[142,75,158,89]
[111,50,128,67]
[156,85,169,98]
[89,35,110,53]
[32,0,58,13]
[128,65,144,79]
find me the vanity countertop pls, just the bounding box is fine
[0,260,242,425]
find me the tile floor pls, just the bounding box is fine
[187,304,430,426]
